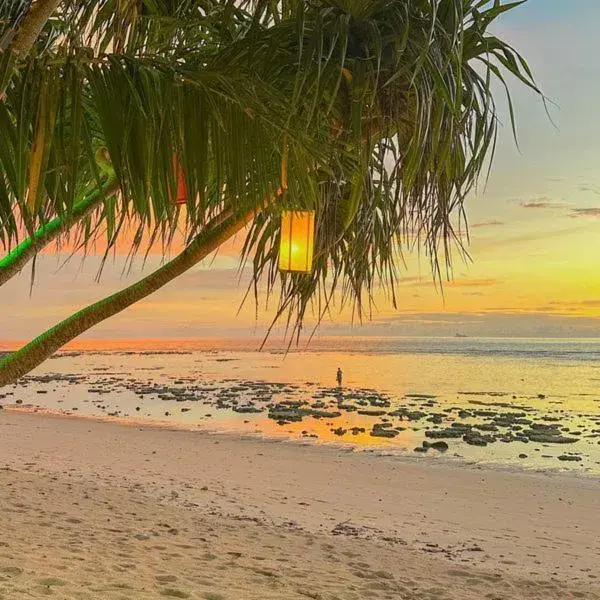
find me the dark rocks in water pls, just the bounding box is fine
[388,408,427,421]
[530,423,560,431]
[332,427,347,436]
[414,446,428,453]
[524,431,578,444]
[518,453,528,459]
[368,397,391,408]
[463,432,495,447]
[406,411,427,421]
[232,405,262,414]
[16,399,23,404]
[370,426,399,438]
[337,404,357,412]
[358,409,387,417]
[387,409,404,418]
[558,455,582,462]
[474,423,499,432]
[181,408,190,413]
[350,427,365,435]
[472,409,498,418]
[135,406,141,411]
[427,415,444,425]
[451,423,473,431]
[425,428,464,439]
[423,440,449,452]
[311,410,342,419]
[537,394,546,399]
[492,416,532,427]
[498,433,527,443]
[267,407,309,422]
[430,441,449,452]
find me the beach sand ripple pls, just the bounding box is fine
[0,411,599,599]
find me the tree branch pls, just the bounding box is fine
[9,0,61,58]
[0,177,119,287]
[0,202,261,386]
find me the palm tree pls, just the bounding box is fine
[0,0,541,386]
[0,1,307,284]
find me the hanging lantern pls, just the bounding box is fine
[278,210,315,273]
[171,154,187,205]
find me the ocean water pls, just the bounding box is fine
[2,337,600,474]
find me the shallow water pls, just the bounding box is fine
[2,337,600,474]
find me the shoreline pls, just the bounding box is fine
[5,404,600,483]
[1,409,599,598]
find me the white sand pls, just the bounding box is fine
[0,409,599,599]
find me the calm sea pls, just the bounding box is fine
[3,337,600,474]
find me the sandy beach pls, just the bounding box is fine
[0,410,598,599]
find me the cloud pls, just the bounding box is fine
[361,311,600,339]
[578,184,600,195]
[398,277,498,289]
[548,299,600,307]
[569,207,600,218]
[471,220,504,229]
[447,278,499,288]
[520,198,570,209]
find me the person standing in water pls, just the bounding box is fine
[336,367,343,387]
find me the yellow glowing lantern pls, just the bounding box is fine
[279,210,315,273]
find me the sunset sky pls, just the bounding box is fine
[2,0,600,342]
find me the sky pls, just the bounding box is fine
[2,0,600,342]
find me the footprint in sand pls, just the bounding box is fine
[37,577,67,588]
[202,593,226,600]
[160,588,191,598]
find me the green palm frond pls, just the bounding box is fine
[0,0,540,345]
[0,1,328,258]
[237,0,541,341]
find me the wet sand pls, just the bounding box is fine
[0,409,599,599]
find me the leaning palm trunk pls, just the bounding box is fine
[0,205,259,386]
[8,0,61,57]
[0,177,119,287]
[0,0,61,98]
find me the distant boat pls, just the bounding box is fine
[455,333,468,338]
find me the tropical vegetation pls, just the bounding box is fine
[0,0,540,386]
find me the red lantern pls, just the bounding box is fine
[171,155,187,205]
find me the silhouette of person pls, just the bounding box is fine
[336,367,343,387]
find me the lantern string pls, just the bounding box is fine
[281,132,288,192]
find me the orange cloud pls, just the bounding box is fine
[520,199,570,209]
[569,208,600,218]
[446,278,499,288]
[471,220,504,228]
